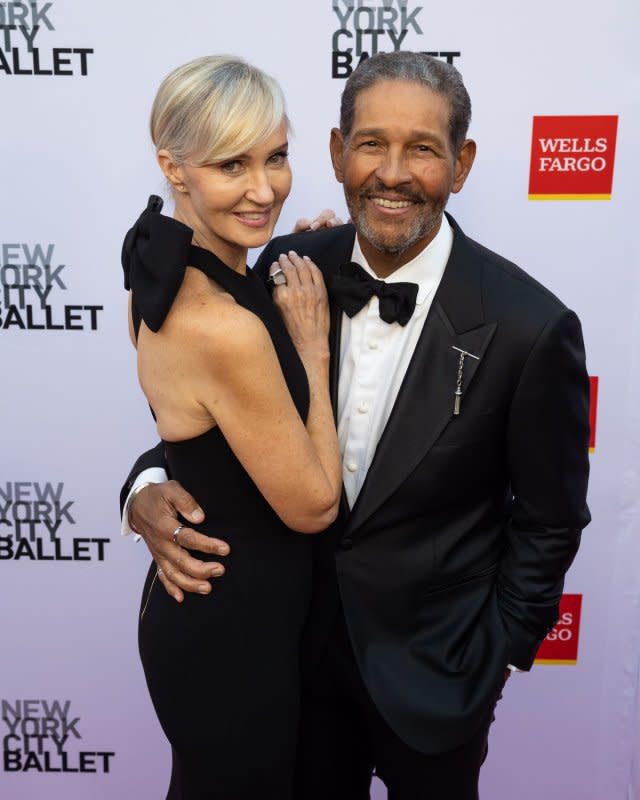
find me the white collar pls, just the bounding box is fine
[351,215,453,305]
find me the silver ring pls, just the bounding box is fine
[267,268,287,289]
[172,524,185,544]
[157,567,164,577]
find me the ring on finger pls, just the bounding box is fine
[157,567,164,577]
[172,524,185,545]
[267,268,287,289]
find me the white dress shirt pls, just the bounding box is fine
[121,468,168,538]
[338,218,452,507]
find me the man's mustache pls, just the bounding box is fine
[359,182,426,205]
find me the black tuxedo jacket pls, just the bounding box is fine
[122,215,590,755]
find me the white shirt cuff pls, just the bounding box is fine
[121,467,168,540]
[507,664,523,672]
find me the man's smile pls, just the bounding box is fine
[370,198,414,209]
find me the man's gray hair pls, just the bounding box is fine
[339,52,471,154]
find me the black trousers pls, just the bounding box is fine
[295,613,502,800]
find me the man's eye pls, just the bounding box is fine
[361,141,379,149]
[416,145,432,153]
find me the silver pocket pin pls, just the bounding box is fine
[451,346,480,415]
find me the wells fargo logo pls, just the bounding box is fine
[535,594,582,665]
[589,376,598,453]
[528,116,618,200]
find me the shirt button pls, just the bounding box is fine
[346,462,357,473]
[357,403,368,414]
[368,340,378,350]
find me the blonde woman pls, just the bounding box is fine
[123,56,341,799]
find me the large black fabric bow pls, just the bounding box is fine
[121,195,194,332]
[328,261,419,326]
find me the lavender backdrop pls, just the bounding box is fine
[2,1,639,798]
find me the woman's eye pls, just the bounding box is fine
[268,151,289,165]
[220,160,243,174]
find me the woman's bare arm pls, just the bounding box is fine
[197,259,341,533]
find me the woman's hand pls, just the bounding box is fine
[292,208,344,233]
[270,251,330,362]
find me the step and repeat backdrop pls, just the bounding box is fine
[2,1,638,798]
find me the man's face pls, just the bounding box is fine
[330,79,475,274]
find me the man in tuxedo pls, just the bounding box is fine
[122,52,590,798]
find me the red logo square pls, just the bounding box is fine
[528,116,618,199]
[535,594,582,665]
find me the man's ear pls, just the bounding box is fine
[451,139,476,194]
[329,128,345,184]
[157,149,186,192]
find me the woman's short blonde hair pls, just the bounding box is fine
[150,56,288,166]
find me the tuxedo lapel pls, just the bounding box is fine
[345,215,497,536]
[312,226,354,521]
[329,287,349,520]
[311,225,354,417]
[329,300,343,412]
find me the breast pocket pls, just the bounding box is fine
[431,410,503,450]
[408,420,506,508]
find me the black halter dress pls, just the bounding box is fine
[123,197,312,800]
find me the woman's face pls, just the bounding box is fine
[172,121,291,269]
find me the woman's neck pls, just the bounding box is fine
[173,209,247,275]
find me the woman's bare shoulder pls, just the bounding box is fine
[167,286,272,370]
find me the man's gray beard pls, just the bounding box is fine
[352,204,442,256]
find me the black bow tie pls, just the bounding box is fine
[328,261,419,326]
